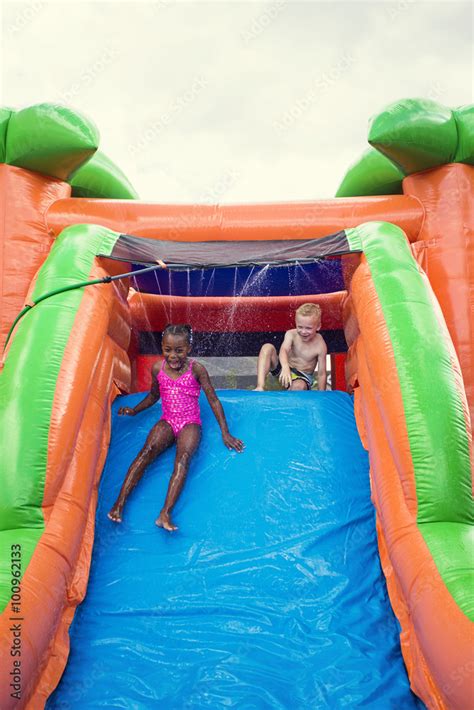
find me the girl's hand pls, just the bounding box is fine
[223,432,244,452]
[118,407,136,416]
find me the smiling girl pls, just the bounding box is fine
[108,324,244,531]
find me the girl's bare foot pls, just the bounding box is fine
[253,386,264,391]
[156,511,178,531]
[108,503,123,523]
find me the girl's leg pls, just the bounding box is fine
[156,423,201,531]
[254,343,278,391]
[108,420,175,522]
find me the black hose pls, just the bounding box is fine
[3,262,165,352]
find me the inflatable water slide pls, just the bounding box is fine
[0,100,472,709]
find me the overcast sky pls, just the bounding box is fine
[1,1,472,203]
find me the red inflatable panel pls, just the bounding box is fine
[128,292,345,332]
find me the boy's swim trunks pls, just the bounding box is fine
[270,362,315,390]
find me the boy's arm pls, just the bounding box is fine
[193,363,244,452]
[118,362,161,415]
[278,331,294,388]
[316,340,328,391]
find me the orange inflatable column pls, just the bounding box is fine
[0,165,71,352]
[403,163,474,421]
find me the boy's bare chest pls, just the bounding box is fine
[291,338,320,360]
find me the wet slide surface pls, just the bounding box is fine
[48,391,423,709]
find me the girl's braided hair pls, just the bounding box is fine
[162,323,193,345]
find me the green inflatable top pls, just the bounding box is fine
[0,103,138,200]
[3,98,472,202]
[336,98,474,197]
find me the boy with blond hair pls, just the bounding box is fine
[254,303,327,391]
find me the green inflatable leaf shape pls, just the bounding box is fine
[453,105,474,165]
[368,98,458,174]
[0,107,15,163]
[336,147,404,197]
[5,103,99,181]
[70,150,138,199]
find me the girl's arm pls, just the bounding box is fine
[118,362,161,415]
[193,362,244,452]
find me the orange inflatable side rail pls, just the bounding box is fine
[341,293,359,348]
[356,340,473,709]
[43,267,130,513]
[349,256,473,710]
[0,255,131,708]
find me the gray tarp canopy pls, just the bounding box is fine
[102,230,353,270]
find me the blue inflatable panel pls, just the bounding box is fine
[48,392,423,709]
[133,261,344,297]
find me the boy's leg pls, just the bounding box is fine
[254,343,278,391]
[108,420,175,522]
[156,423,201,531]
[289,378,309,391]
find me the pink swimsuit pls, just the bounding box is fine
[157,359,202,436]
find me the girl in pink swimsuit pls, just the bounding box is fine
[108,324,244,531]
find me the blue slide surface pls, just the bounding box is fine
[48,391,422,709]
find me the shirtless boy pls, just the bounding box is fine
[254,303,327,391]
